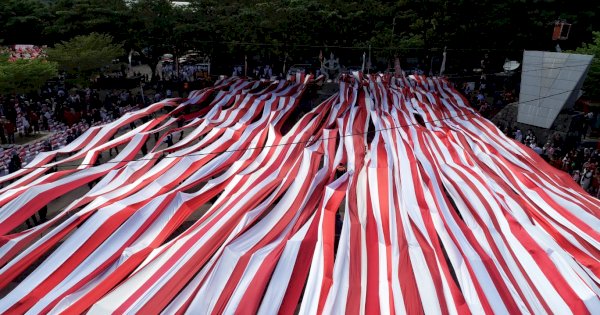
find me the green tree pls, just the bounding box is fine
[572,31,600,99]
[0,0,51,45]
[47,33,124,85]
[0,55,58,94]
[124,0,600,74]
[3,0,598,76]
[44,0,131,44]
[128,0,180,77]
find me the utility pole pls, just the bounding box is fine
[368,44,372,74]
[390,17,396,47]
[389,17,396,72]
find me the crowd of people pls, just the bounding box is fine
[0,82,148,176]
[252,65,276,79]
[4,47,600,201]
[0,45,46,61]
[454,62,600,198]
[459,76,518,118]
[158,62,210,82]
[551,136,600,197]
[500,122,600,197]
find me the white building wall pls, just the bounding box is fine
[517,51,593,129]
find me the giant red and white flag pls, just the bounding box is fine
[0,74,597,314]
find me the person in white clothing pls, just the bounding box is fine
[514,129,523,142]
[580,169,593,191]
[21,116,30,136]
[573,170,581,182]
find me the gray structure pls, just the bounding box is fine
[518,51,593,128]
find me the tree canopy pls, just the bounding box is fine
[1,0,597,51]
[1,0,599,84]
[42,0,131,44]
[47,33,124,85]
[0,55,58,94]
[572,32,600,99]
[0,0,51,45]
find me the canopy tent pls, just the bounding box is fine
[0,73,598,314]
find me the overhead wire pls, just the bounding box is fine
[13,88,576,171]
[167,39,527,52]
[442,62,592,80]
